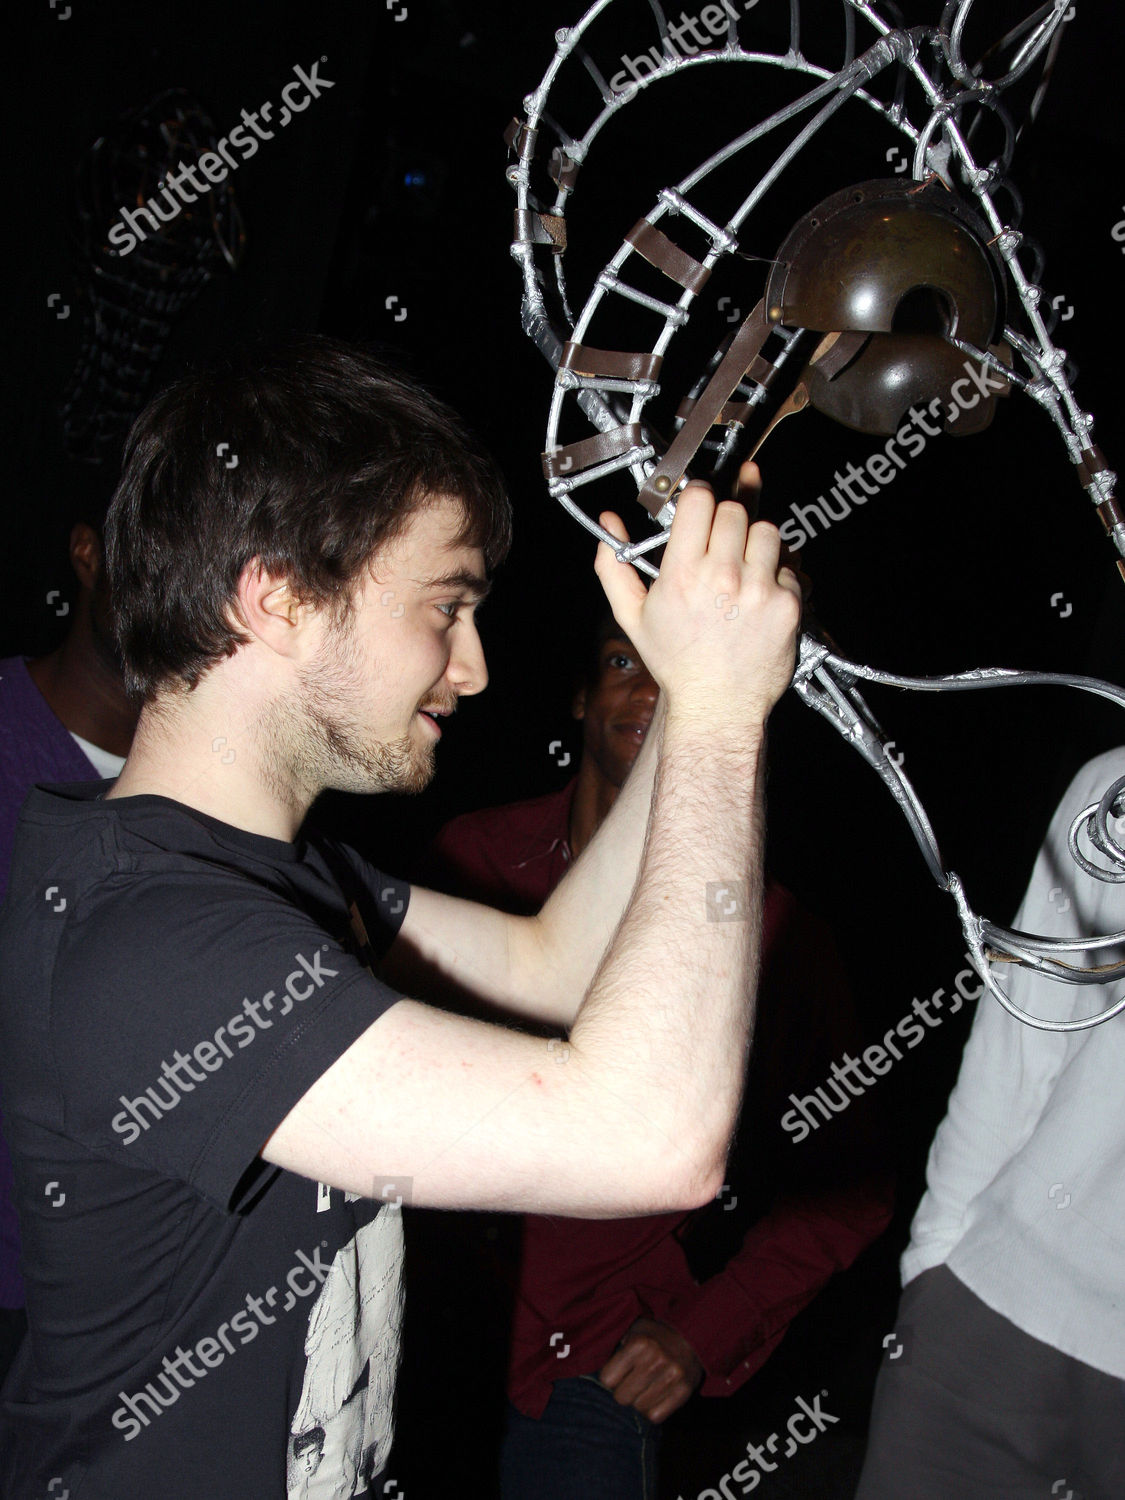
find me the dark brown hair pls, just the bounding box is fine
[105,335,511,701]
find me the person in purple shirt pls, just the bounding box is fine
[0,518,137,1382]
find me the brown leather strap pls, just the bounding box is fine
[1096,497,1124,533]
[560,343,662,383]
[675,352,783,424]
[744,382,809,464]
[542,424,646,481]
[718,402,755,427]
[514,209,567,250]
[625,219,711,295]
[638,301,772,517]
[1079,446,1113,487]
[746,355,780,389]
[503,118,536,155]
[674,397,757,426]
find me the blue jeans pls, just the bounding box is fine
[500,1375,661,1500]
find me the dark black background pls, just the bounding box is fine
[5,1,1124,1491]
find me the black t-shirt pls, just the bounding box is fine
[0,781,411,1498]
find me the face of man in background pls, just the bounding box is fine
[573,633,659,791]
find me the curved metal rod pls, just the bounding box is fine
[796,639,1125,1028]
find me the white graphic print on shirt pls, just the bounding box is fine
[286,1190,405,1498]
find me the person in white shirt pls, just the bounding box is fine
[856,748,1125,1499]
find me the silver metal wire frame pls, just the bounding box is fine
[794,640,1125,1030]
[507,0,1124,1027]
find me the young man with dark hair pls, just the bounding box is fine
[0,336,802,1497]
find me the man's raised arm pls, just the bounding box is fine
[263,487,801,1217]
[383,462,763,1029]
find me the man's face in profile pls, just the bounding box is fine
[268,494,490,799]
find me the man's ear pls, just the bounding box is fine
[231,558,310,653]
[69,523,102,593]
[572,682,587,722]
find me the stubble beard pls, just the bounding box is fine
[263,620,437,800]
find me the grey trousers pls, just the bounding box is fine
[856,1264,1125,1500]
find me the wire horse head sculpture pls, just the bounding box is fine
[506,0,1125,1031]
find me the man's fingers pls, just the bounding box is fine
[743,517,783,575]
[641,1381,694,1425]
[708,498,751,557]
[597,1333,639,1391]
[593,511,648,635]
[661,482,717,562]
[732,459,762,501]
[607,1352,672,1411]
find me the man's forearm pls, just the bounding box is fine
[523,696,666,1025]
[566,708,768,1193]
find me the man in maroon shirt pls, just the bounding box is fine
[421,609,894,1499]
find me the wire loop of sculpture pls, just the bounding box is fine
[506,0,1125,1029]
